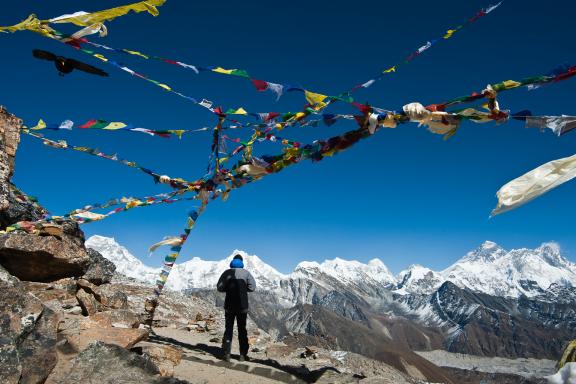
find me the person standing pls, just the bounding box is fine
[216,254,256,362]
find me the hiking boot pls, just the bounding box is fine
[222,353,231,362]
[239,355,249,362]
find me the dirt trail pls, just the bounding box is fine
[147,327,305,384]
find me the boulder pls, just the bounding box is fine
[76,288,101,316]
[134,344,183,377]
[0,232,91,282]
[96,283,129,309]
[0,265,58,384]
[83,248,115,285]
[54,341,190,384]
[66,327,149,352]
[82,309,141,329]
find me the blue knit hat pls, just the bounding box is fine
[230,258,244,268]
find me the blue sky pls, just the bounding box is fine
[2,0,575,274]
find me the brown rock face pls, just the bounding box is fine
[67,327,149,351]
[0,106,21,189]
[135,344,183,377]
[0,232,91,282]
[0,107,45,228]
[0,265,58,384]
[82,309,141,329]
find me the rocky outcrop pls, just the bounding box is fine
[134,344,183,377]
[0,231,91,282]
[0,265,58,384]
[0,107,44,228]
[83,248,116,285]
[55,342,189,384]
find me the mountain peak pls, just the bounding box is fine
[536,242,571,268]
[461,241,507,263]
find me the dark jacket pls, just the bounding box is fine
[217,267,256,313]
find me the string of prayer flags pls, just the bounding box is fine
[492,153,576,216]
[154,208,203,296]
[435,65,576,111]
[23,131,193,189]
[352,3,502,91]
[25,118,212,138]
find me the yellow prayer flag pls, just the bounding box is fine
[501,80,522,89]
[103,122,127,130]
[383,66,396,73]
[124,49,149,59]
[158,83,172,91]
[125,199,143,209]
[230,107,248,115]
[93,54,108,62]
[305,90,328,110]
[444,29,456,39]
[31,119,47,130]
[168,130,186,139]
[49,0,166,27]
[212,67,235,75]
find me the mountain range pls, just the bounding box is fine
[86,235,576,300]
[86,235,576,361]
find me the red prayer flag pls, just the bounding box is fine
[251,79,269,92]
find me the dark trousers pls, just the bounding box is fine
[223,312,249,356]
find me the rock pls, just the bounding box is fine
[51,277,77,293]
[77,279,128,310]
[96,283,129,309]
[266,344,297,359]
[0,265,58,384]
[38,224,63,238]
[83,248,115,285]
[251,346,263,353]
[314,369,360,383]
[77,278,98,293]
[66,327,149,352]
[209,337,221,343]
[76,288,101,315]
[0,232,91,281]
[134,344,183,377]
[301,346,319,359]
[195,313,203,321]
[22,281,78,314]
[82,309,141,329]
[54,341,188,384]
[65,306,83,315]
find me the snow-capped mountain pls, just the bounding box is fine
[293,258,395,286]
[86,235,286,291]
[397,241,576,298]
[87,235,576,300]
[85,235,158,283]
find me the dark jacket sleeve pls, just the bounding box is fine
[246,271,256,292]
[216,271,228,292]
